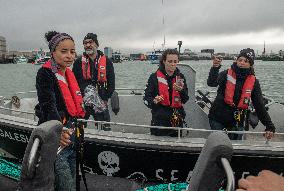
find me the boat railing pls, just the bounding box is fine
[1,100,283,143]
[0,106,37,121]
[15,90,37,96]
[78,119,284,144]
[1,90,282,142]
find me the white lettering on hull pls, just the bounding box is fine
[0,129,29,143]
[156,169,164,181]
[156,169,192,182]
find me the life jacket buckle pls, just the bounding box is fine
[234,110,242,122]
[170,109,183,127]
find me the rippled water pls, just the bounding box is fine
[0,60,283,103]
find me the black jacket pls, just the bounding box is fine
[36,67,68,124]
[207,63,275,132]
[143,67,189,125]
[72,50,115,101]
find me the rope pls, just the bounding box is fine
[11,95,21,108]
[137,183,189,191]
[136,183,225,191]
[0,157,21,181]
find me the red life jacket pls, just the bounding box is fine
[224,68,256,110]
[81,55,107,82]
[156,70,182,108]
[43,60,85,118]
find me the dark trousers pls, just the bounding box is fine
[150,119,183,137]
[209,119,244,140]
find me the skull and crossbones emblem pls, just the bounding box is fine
[98,151,120,176]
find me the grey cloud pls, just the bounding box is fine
[0,0,283,52]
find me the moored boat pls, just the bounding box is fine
[13,56,28,64]
[148,51,162,64]
[32,56,51,65]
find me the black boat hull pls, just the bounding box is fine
[1,122,284,184]
[0,123,31,159]
[83,137,284,183]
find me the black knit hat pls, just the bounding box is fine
[238,48,255,65]
[83,33,99,46]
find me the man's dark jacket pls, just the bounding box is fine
[72,50,115,101]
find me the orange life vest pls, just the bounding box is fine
[224,68,256,110]
[81,55,107,82]
[156,70,182,108]
[43,60,85,118]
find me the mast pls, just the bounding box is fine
[262,41,266,55]
[162,0,166,50]
[153,40,156,52]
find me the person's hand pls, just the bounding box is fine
[153,95,164,104]
[173,82,184,92]
[263,131,274,140]
[212,55,223,67]
[236,170,284,191]
[103,100,108,107]
[59,129,73,147]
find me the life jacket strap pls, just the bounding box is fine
[75,121,89,191]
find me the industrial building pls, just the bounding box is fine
[0,36,7,63]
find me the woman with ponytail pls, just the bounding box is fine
[36,31,85,191]
[207,48,275,140]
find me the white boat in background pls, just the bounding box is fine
[148,50,162,64]
[13,56,28,64]
[112,52,122,63]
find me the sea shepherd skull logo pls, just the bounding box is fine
[98,151,120,176]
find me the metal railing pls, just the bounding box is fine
[1,90,283,142]
[0,106,37,121]
[78,119,284,145]
[221,158,235,191]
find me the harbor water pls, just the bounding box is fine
[0,60,283,103]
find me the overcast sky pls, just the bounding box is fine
[1,0,284,54]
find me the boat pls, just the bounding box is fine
[148,50,162,64]
[112,52,122,63]
[32,55,51,65]
[13,56,28,64]
[32,56,51,65]
[1,64,284,189]
[261,55,283,61]
[32,49,51,65]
